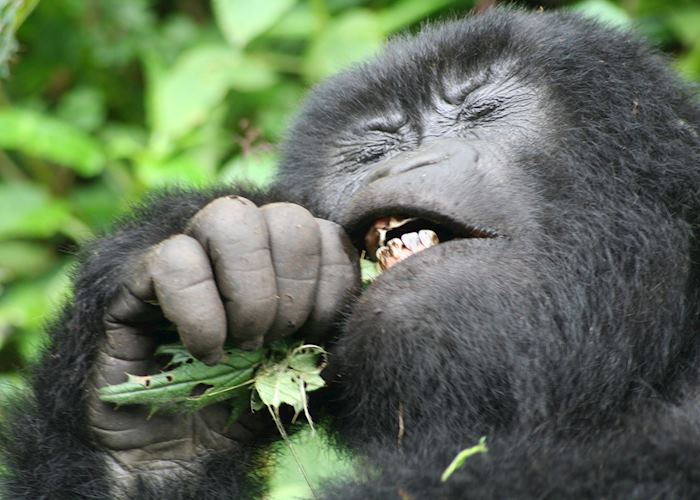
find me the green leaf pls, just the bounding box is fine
[360,258,381,286]
[219,150,278,188]
[440,437,488,482]
[0,108,105,176]
[68,182,126,231]
[99,124,147,160]
[55,86,106,132]
[98,341,327,425]
[268,427,357,500]
[98,345,264,412]
[0,183,71,239]
[676,43,700,81]
[668,9,700,45]
[148,45,277,153]
[136,153,214,189]
[0,0,39,77]
[227,54,279,92]
[14,0,39,30]
[378,0,453,34]
[254,344,326,421]
[571,0,632,28]
[0,261,73,362]
[304,10,384,82]
[0,374,28,419]
[255,83,305,141]
[287,345,326,374]
[212,0,297,48]
[157,343,197,367]
[265,4,316,40]
[0,241,54,283]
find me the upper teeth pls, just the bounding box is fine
[373,230,439,270]
[418,229,439,248]
[365,217,440,270]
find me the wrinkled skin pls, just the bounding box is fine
[3,7,700,500]
[89,197,358,475]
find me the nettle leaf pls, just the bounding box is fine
[98,345,264,413]
[254,345,326,423]
[98,341,327,424]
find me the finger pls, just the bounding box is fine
[102,253,166,383]
[304,219,360,342]
[104,253,160,327]
[261,203,322,341]
[149,234,227,364]
[186,196,277,350]
[88,328,162,448]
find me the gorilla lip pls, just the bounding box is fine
[363,216,499,270]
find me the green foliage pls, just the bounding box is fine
[213,0,298,47]
[0,108,105,175]
[0,0,38,76]
[440,437,488,482]
[98,343,264,414]
[98,341,327,427]
[360,256,382,286]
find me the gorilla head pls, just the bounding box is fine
[278,9,700,446]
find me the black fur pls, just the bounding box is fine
[3,7,700,499]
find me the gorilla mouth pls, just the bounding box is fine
[362,215,499,270]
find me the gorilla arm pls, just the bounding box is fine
[0,187,359,499]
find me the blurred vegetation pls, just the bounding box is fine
[0,0,698,496]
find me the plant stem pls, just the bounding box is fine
[267,405,317,499]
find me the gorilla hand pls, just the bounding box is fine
[88,196,359,471]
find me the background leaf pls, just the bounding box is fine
[304,10,384,81]
[148,46,277,154]
[0,109,105,176]
[0,183,70,239]
[212,0,297,48]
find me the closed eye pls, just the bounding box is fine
[458,99,503,122]
[356,132,399,163]
[364,116,407,134]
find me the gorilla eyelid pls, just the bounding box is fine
[356,141,394,164]
[363,116,407,134]
[458,99,502,122]
[442,74,491,105]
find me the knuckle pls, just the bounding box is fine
[187,196,259,233]
[151,234,203,272]
[261,202,316,225]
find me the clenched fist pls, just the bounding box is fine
[88,196,359,473]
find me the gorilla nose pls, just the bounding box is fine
[366,139,480,183]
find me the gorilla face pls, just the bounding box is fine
[278,10,700,444]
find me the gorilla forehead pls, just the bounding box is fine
[280,11,565,223]
[280,8,700,231]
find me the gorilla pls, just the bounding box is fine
[2,6,700,499]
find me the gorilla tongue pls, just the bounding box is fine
[365,217,439,271]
